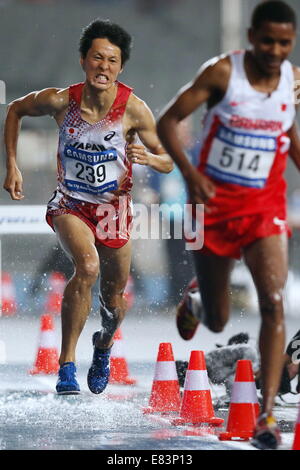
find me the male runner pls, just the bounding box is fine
[157,1,300,450]
[4,19,173,396]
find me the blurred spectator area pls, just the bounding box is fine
[0,0,221,121]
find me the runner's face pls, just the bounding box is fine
[81,38,123,90]
[249,21,296,75]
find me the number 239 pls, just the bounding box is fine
[75,162,106,184]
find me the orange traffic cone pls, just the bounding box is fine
[109,328,137,385]
[1,272,17,316]
[29,314,59,375]
[172,350,224,426]
[219,359,260,441]
[44,272,66,315]
[292,403,300,450]
[143,342,181,414]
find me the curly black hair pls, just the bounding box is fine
[251,1,297,30]
[79,19,132,65]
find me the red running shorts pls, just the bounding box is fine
[202,210,291,259]
[46,189,133,249]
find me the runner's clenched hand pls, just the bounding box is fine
[3,166,24,200]
[126,143,152,166]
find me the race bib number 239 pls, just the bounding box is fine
[63,146,118,195]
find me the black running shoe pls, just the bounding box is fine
[251,414,281,450]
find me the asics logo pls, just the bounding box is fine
[104,131,116,141]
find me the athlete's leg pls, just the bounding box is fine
[94,240,132,349]
[243,234,288,415]
[53,214,99,365]
[193,251,235,332]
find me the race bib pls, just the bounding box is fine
[63,145,118,195]
[205,125,277,188]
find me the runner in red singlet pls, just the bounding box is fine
[157,1,300,450]
[4,19,173,396]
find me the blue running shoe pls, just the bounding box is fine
[87,331,112,394]
[56,362,80,395]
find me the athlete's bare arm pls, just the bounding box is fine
[3,88,68,200]
[293,65,300,107]
[288,121,300,169]
[125,94,173,173]
[288,67,300,170]
[157,56,231,207]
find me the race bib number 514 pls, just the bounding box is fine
[63,146,118,195]
[205,125,279,188]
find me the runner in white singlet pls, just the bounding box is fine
[3,20,173,396]
[157,1,300,450]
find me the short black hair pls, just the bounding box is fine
[251,0,297,30]
[79,19,132,65]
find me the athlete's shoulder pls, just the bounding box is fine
[35,87,69,113]
[125,93,151,118]
[197,53,232,79]
[193,53,232,95]
[127,92,146,107]
[117,81,133,93]
[292,65,300,81]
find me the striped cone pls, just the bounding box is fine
[1,272,17,316]
[292,403,300,450]
[109,328,137,385]
[172,350,224,426]
[143,342,181,414]
[29,314,59,375]
[219,359,260,441]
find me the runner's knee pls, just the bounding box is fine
[75,257,99,284]
[259,291,284,321]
